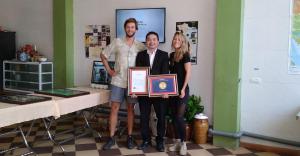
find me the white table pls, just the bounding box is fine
[0,98,59,155]
[52,87,110,116]
[0,100,59,128]
[36,87,110,152]
[0,87,110,128]
[0,87,110,155]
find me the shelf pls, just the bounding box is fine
[4,70,39,74]
[3,60,52,65]
[4,70,52,75]
[5,79,52,84]
[3,61,53,92]
[5,79,39,84]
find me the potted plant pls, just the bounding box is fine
[165,95,204,140]
[184,95,204,140]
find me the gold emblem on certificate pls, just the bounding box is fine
[159,82,167,89]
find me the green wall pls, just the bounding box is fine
[53,0,74,88]
[213,0,244,148]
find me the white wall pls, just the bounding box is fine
[241,0,300,142]
[74,0,216,121]
[0,0,53,59]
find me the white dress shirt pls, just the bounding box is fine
[147,49,157,68]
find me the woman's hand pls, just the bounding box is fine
[179,89,185,98]
[131,94,137,98]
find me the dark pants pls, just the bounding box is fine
[138,97,167,143]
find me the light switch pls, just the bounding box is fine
[250,77,262,84]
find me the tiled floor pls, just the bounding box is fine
[0,116,281,156]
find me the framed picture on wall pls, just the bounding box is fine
[176,21,198,65]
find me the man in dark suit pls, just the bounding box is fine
[135,31,169,152]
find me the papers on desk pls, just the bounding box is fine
[0,95,52,105]
[35,89,90,98]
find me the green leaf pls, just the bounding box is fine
[184,94,204,124]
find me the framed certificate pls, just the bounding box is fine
[128,67,150,96]
[148,74,178,97]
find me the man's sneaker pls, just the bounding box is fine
[168,139,180,152]
[156,141,165,152]
[102,137,116,150]
[179,142,187,156]
[138,141,150,150]
[127,135,135,149]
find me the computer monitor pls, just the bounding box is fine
[91,61,115,85]
[116,8,166,43]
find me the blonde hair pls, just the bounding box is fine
[172,32,189,62]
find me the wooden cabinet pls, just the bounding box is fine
[0,32,16,89]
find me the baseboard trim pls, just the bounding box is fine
[240,141,300,156]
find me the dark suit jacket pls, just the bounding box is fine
[135,49,169,103]
[135,49,169,75]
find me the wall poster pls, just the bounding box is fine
[85,25,110,59]
[176,21,198,64]
[289,0,300,74]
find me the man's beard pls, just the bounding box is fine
[126,32,135,38]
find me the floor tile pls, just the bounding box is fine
[227,147,252,154]
[98,148,122,156]
[255,152,281,156]
[142,146,160,153]
[52,144,75,153]
[52,152,76,156]
[187,149,214,156]
[0,137,13,143]
[119,147,144,155]
[236,153,257,156]
[75,143,97,151]
[206,148,232,155]
[77,150,99,156]
[200,143,219,149]
[32,146,53,154]
[186,143,202,150]
[144,152,169,156]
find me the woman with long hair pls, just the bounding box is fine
[168,32,191,155]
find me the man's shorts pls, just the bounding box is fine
[110,84,137,104]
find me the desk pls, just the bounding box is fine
[0,100,59,128]
[0,87,110,127]
[0,99,58,155]
[37,87,110,152]
[52,87,110,116]
[0,87,110,155]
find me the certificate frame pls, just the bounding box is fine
[148,74,178,97]
[128,67,150,96]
